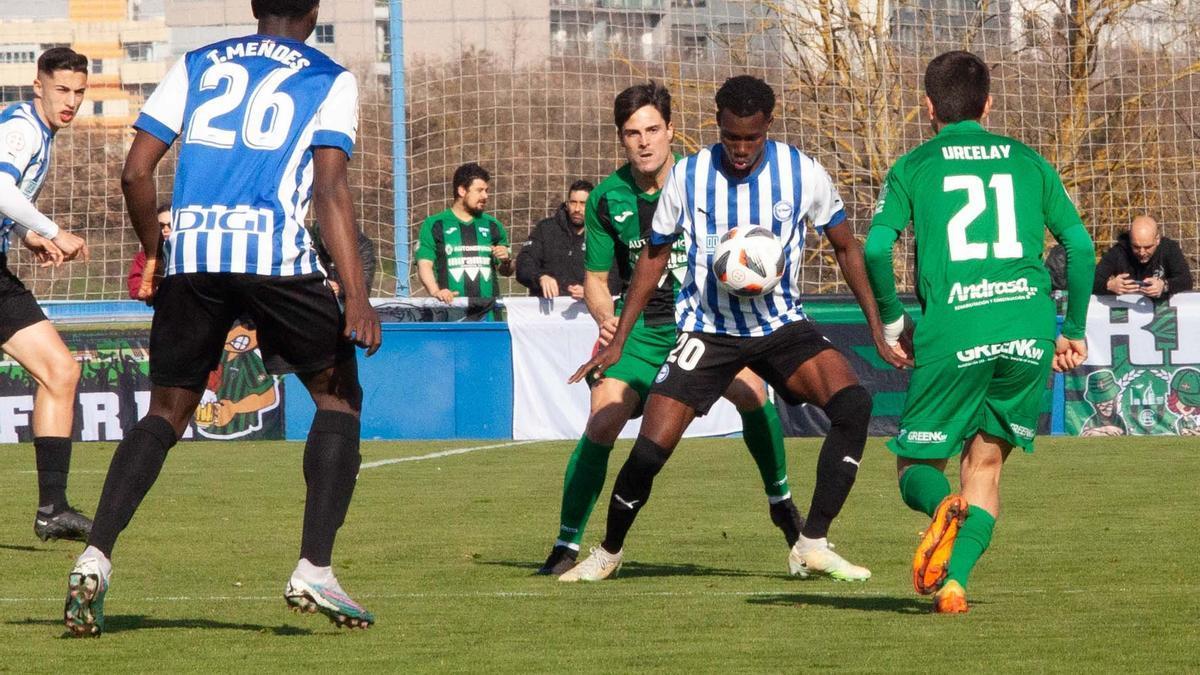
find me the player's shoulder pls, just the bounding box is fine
[422,208,454,228]
[480,212,506,230]
[0,102,45,140]
[592,164,638,200]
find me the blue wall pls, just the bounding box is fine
[284,323,513,440]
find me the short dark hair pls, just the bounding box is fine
[251,0,319,19]
[715,75,775,118]
[157,203,172,215]
[452,162,490,195]
[37,48,87,76]
[924,51,990,123]
[613,81,671,130]
[568,179,594,195]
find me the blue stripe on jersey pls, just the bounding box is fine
[675,155,700,327]
[195,231,209,271]
[312,130,353,158]
[763,147,782,320]
[824,208,847,229]
[724,168,751,336]
[0,163,20,182]
[246,230,258,270]
[742,151,772,327]
[133,113,177,145]
[703,155,725,334]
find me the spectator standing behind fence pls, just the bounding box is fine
[415,162,512,311]
[1094,215,1193,299]
[127,204,172,301]
[516,180,621,299]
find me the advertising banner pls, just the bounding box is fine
[0,323,284,442]
[1065,293,1200,436]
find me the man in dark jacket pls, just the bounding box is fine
[517,180,620,299]
[1094,215,1193,299]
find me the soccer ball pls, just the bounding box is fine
[712,226,785,297]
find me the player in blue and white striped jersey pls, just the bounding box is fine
[654,138,846,336]
[0,48,93,544]
[65,0,381,637]
[567,76,907,583]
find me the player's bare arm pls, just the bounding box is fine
[417,259,455,303]
[570,241,668,383]
[827,224,912,369]
[121,130,171,299]
[312,147,381,356]
[583,269,618,346]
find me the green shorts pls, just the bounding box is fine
[888,338,1054,459]
[588,321,676,417]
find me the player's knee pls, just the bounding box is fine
[724,376,766,410]
[39,354,81,394]
[627,434,672,476]
[822,384,872,429]
[586,402,634,443]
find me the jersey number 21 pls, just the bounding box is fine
[944,173,1022,261]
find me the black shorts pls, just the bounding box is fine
[0,256,47,344]
[649,319,837,415]
[150,272,354,389]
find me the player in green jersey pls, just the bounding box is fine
[416,162,512,318]
[864,51,1095,612]
[537,82,804,576]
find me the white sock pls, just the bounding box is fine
[796,535,828,552]
[78,546,113,578]
[295,558,335,584]
[553,540,581,552]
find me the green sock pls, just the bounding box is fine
[945,505,995,589]
[556,435,613,546]
[740,401,790,499]
[898,463,951,516]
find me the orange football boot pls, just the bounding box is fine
[932,580,969,613]
[912,494,968,595]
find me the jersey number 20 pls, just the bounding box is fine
[944,174,1022,261]
[186,62,296,151]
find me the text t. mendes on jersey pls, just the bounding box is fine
[203,39,312,70]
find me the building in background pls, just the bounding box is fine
[0,0,170,126]
[165,0,386,75]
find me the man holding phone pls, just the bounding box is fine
[1095,215,1193,299]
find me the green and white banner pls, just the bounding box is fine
[1065,293,1200,436]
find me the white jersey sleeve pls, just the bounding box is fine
[135,56,190,144]
[649,163,686,245]
[0,173,59,239]
[0,116,37,183]
[312,70,358,158]
[804,157,847,232]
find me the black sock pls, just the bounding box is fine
[601,435,671,554]
[802,385,871,540]
[299,410,362,567]
[769,499,805,547]
[88,416,178,557]
[34,437,72,512]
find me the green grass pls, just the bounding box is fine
[1,437,1197,672]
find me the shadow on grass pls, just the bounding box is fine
[481,559,777,579]
[0,543,54,553]
[10,616,313,636]
[746,593,929,614]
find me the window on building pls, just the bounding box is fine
[0,86,34,104]
[671,0,706,6]
[315,24,335,45]
[91,59,104,75]
[125,42,153,62]
[0,50,37,65]
[91,101,103,116]
[40,43,70,52]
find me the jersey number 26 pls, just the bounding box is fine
[186,62,296,151]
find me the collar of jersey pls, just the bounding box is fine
[936,120,986,136]
[24,101,52,138]
[711,142,773,184]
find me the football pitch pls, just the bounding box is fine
[1,436,1196,672]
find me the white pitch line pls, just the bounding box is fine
[0,587,1112,604]
[359,440,540,470]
